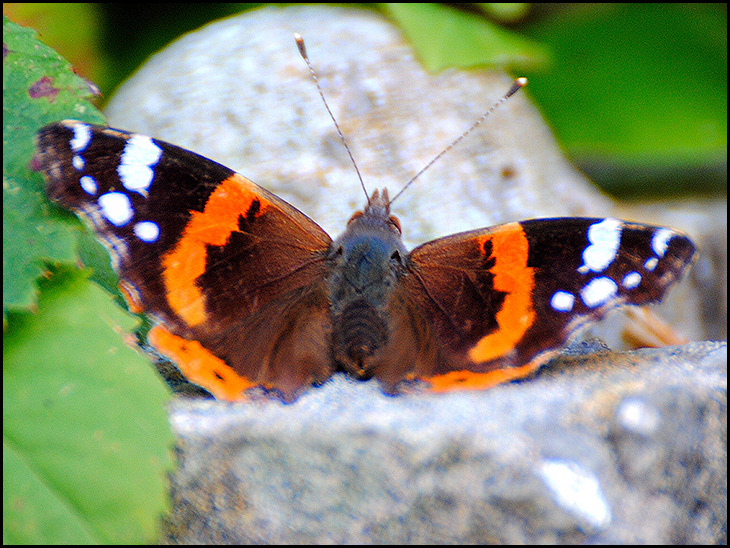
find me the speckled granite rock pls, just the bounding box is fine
[164,341,726,544]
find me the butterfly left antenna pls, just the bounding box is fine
[295,33,370,205]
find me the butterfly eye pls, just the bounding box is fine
[348,211,364,225]
[388,215,402,234]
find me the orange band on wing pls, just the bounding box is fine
[426,359,544,392]
[468,223,535,363]
[149,325,256,401]
[161,174,269,326]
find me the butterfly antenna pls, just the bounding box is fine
[389,77,527,205]
[295,33,370,204]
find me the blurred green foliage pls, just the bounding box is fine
[6,3,725,196]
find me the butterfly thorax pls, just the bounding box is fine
[327,189,408,377]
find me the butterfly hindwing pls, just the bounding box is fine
[37,120,335,400]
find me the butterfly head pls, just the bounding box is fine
[335,188,405,264]
[346,188,401,233]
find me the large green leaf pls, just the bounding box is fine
[4,269,173,544]
[3,16,105,311]
[521,4,726,193]
[3,17,174,544]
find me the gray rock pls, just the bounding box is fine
[165,341,726,544]
[104,5,609,248]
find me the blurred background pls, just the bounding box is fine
[5,3,726,198]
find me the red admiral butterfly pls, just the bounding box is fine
[36,41,695,402]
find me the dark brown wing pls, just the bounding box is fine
[397,219,695,392]
[37,121,335,400]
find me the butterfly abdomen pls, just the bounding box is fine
[331,298,388,376]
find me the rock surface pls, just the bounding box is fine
[104,5,609,247]
[164,341,726,544]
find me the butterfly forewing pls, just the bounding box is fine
[37,121,335,400]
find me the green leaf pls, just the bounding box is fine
[2,4,108,92]
[3,16,105,312]
[383,3,549,72]
[3,174,76,309]
[521,4,726,194]
[3,17,174,544]
[3,269,173,544]
[2,16,105,181]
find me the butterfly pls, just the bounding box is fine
[35,114,695,402]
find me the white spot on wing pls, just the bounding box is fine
[622,271,641,289]
[134,221,160,242]
[581,277,618,308]
[651,228,674,258]
[80,175,97,195]
[578,218,622,274]
[98,192,133,226]
[551,291,575,312]
[118,134,163,193]
[70,123,91,151]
